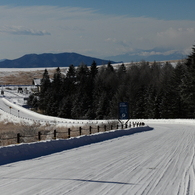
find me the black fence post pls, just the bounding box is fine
[121,124,123,129]
[79,127,82,136]
[116,124,118,129]
[54,129,57,139]
[68,128,71,138]
[97,126,100,132]
[110,125,113,130]
[125,123,127,128]
[104,125,106,131]
[17,133,20,144]
[38,131,41,141]
[89,126,92,134]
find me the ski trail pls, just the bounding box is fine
[0,123,195,195]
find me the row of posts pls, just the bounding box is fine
[16,122,145,144]
[17,126,102,143]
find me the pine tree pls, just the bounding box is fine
[58,96,72,118]
[40,69,51,94]
[144,85,161,119]
[27,94,35,107]
[52,67,63,92]
[70,64,91,118]
[90,61,98,79]
[186,45,195,69]
[38,69,51,112]
[173,62,187,118]
[134,86,147,118]
[63,64,76,95]
[117,63,126,78]
[180,45,195,117]
[66,64,76,79]
[106,61,114,73]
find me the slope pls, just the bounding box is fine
[0,122,195,195]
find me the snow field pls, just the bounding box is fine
[0,122,195,194]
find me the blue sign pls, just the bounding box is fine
[119,102,129,119]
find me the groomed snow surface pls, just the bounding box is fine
[1,121,195,195]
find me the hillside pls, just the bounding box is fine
[0,53,115,68]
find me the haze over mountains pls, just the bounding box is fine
[107,48,185,62]
[0,53,116,68]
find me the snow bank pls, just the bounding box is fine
[0,126,152,165]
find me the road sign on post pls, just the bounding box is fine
[119,102,129,120]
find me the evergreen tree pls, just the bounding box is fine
[38,69,51,113]
[63,64,76,95]
[52,67,63,92]
[173,62,187,118]
[27,94,35,107]
[133,86,147,118]
[90,61,98,79]
[95,91,110,119]
[40,69,51,94]
[158,62,175,118]
[117,63,126,77]
[144,85,161,119]
[186,45,195,69]
[180,45,195,117]
[71,64,91,118]
[45,67,64,116]
[85,61,98,119]
[66,64,76,79]
[58,96,72,118]
[106,61,114,73]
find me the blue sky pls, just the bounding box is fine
[1,0,194,20]
[0,0,195,62]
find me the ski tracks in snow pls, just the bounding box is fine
[0,123,195,195]
[129,124,195,195]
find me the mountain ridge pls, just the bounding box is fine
[0,52,116,68]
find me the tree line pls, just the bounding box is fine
[28,45,195,119]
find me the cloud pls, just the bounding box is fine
[155,27,195,50]
[0,5,194,60]
[106,38,131,47]
[157,27,195,40]
[137,49,178,57]
[0,26,51,36]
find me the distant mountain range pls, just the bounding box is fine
[0,53,116,68]
[107,48,186,62]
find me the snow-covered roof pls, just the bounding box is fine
[33,78,41,86]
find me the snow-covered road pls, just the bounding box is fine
[1,122,195,195]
